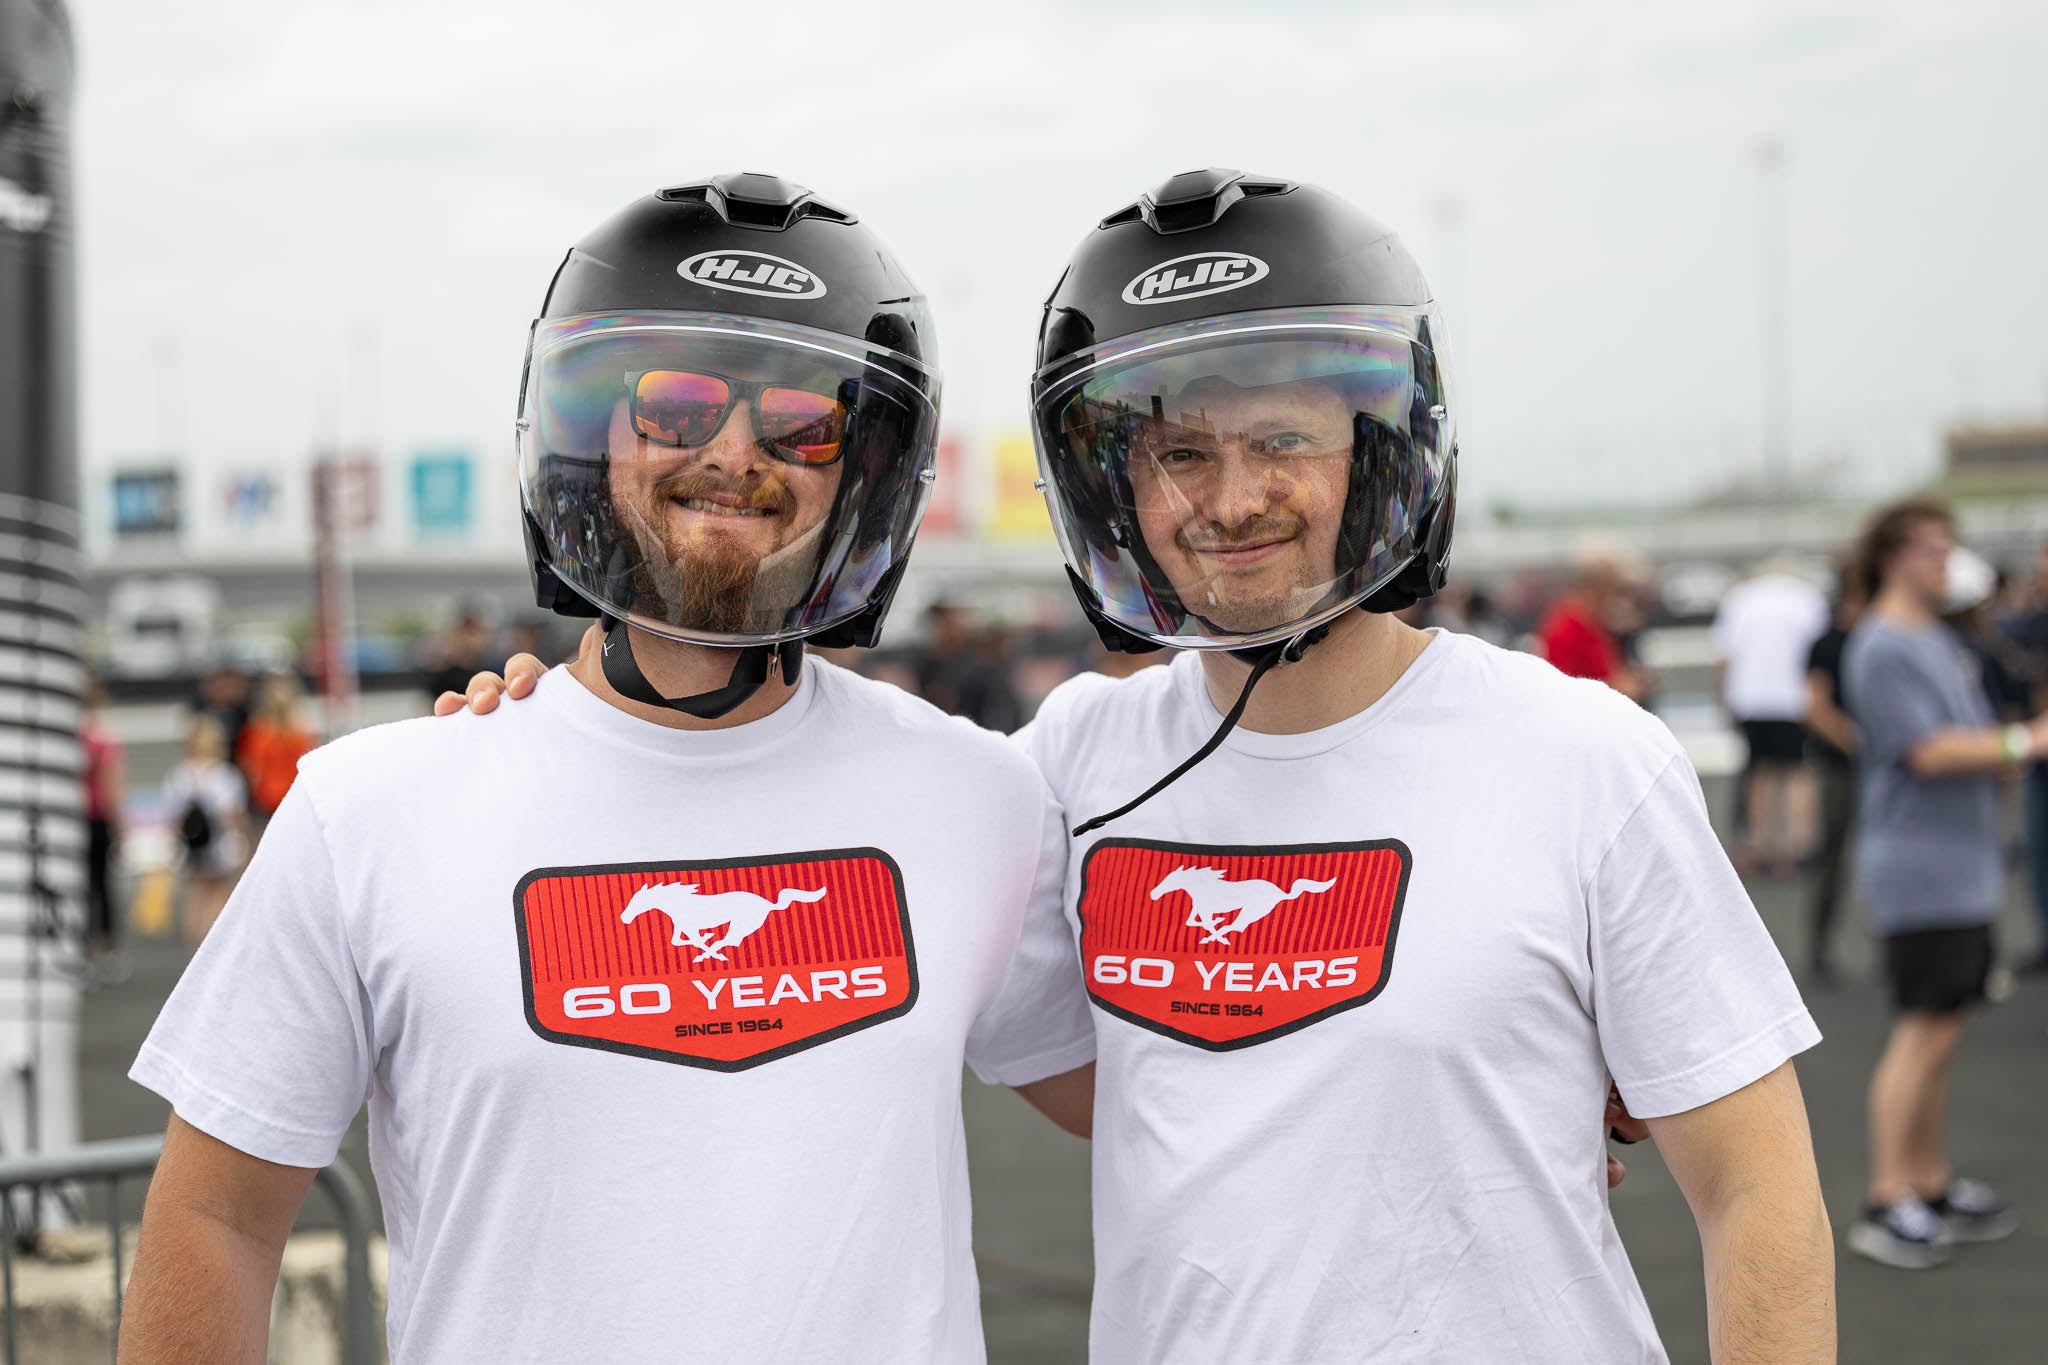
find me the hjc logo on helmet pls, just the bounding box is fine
[1121,251,1270,306]
[678,249,828,299]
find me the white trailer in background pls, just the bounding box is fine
[101,574,221,679]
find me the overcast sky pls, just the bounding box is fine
[65,0,2048,515]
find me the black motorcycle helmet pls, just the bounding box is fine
[1030,168,1457,658]
[519,173,940,716]
[1032,170,1460,834]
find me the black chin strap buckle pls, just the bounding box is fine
[1227,620,1329,668]
[600,617,803,720]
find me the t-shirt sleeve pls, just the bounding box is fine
[963,755,1096,1087]
[128,777,375,1167]
[1847,640,1951,761]
[1587,753,1819,1118]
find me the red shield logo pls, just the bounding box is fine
[515,848,917,1070]
[1078,838,1410,1049]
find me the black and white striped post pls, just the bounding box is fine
[0,0,84,1236]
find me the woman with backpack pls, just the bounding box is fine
[162,715,247,948]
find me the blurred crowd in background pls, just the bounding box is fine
[79,500,2048,988]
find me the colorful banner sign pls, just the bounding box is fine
[987,432,1052,543]
[111,468,180,536]
[221,471,280,527]
[921,436,966,538]
[410,451,474,536]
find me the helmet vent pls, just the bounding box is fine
[1099,202,1144,228]
[793,197,856,226]
[1237,178,1294,199]
[721,194,800,229]
[1134,170,1298,234]
[656,175,859,230]
[1150,195,1225,233]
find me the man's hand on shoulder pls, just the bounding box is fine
[432,624,595,717]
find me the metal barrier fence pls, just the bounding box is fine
[0,1134,377,1365]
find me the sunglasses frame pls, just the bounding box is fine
[626,367,853,466]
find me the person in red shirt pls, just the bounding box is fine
[236,673,317,827]
[1538,547,1650,702]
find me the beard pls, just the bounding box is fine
[617,467,795,635]
[1171,513,1322,635]
[639,534,761,634]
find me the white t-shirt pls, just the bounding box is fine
[132,662,1091,1365]
[1010,631,1818,1365]
[1712,572,1829,721]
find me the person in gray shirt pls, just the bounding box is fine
[1841,497,2045,1269]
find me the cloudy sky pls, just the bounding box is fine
[64,0,2048,516]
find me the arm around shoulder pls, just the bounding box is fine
[1012,1062,1095,1138]
[119,1114,320,1364]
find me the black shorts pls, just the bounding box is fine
[1739,718,1807,766]
[1883,924,1995,1014]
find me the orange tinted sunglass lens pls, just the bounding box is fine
[633,371,730,445]
[758,387,847,463]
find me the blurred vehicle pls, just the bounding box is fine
[351,634,409,674]
[103,574,222,678]
[298,632,412,688]
[1659,561,1737,624]
[219,623,297,676]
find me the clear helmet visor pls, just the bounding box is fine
[519,312,939,645]
[1031,306,1454,649]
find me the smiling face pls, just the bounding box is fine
[606,389,843,635]
[1125,374,1353,636]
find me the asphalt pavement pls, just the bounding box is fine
[69,781,2048,1364]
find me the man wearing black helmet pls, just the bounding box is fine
[117,175,1094,1364]
[1001,172,1834,1362]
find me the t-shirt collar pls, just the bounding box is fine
[1175,627,1456,760]
[539,655,820,759]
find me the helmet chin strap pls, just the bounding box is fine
[1071,623,1329,837]
[600,617,804,721]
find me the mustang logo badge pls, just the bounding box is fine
[621,881,828,962]
[1149,865,1336,944]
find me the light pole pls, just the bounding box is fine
[1757,138,1789,493]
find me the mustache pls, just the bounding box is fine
[1176,514,1302,553]
[654,467,792,514]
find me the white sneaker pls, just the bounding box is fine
[1929,1178,2019,1244]
[1847,1195,1954,1270]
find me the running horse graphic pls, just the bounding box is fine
[620,882,827,963]
[1148,865,1337,944]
